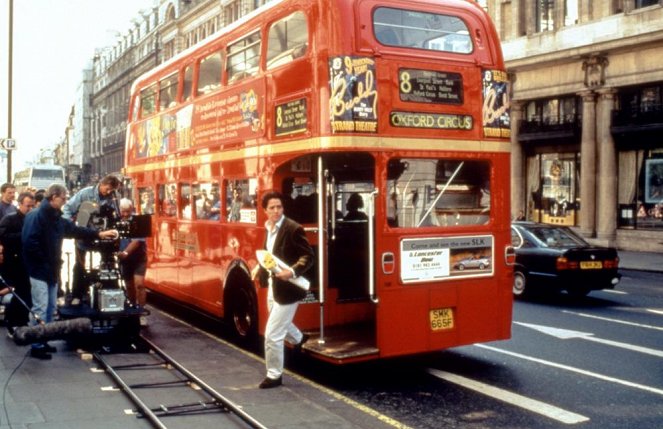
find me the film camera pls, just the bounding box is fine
[75,200,151,313]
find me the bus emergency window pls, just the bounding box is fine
[386,158,490,228]
[227,31,261,83]
[192,183,220,220]
[158,184,176,217]
[140,84,157,117]
[183,65,194,101]
[139,187,155,214]
[197,52,223,96]
[225,179,257,223]
[373,7,472,54]
[159,72,179,110]
[266,11,308,70]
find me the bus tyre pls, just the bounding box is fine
[513,271,528,298]
[226,285,258,344]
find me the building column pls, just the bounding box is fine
[524,0,537,35]
[596,88,618,244]
[578,90,597,237]
[510,101,526,219]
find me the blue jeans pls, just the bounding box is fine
[29,277,58,349]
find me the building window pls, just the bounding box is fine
[224,1,241,26]
[536,0,555,32]
[618,150,663,230]
[526,153,579,226]
[525,96,579,125]
[635,0,659,9]
[564,0,578,25]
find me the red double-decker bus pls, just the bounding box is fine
[125,0,513,363]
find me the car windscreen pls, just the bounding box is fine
[526,226,588,248]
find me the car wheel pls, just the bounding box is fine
[458,264,465,271]
[513,271,527,297]
[479,263,485,270]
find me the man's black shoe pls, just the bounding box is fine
[258,376,282,389]
[30,348,52,360]
[295,333,310,351]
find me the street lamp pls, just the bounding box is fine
[6,0,13,182]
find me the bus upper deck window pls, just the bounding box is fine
[159,72,179,110]
[373,7,473,54]
[197,52,223,96]
[266,11,308,70]
[227,31,261,83]
[140,84,157,117]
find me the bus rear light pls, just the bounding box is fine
[382,252,395,274]
[504,246,516,266]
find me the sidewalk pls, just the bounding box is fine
[618,250,663,273]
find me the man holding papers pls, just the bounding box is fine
[257,191,314,389]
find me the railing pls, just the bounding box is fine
[612,104,663,128]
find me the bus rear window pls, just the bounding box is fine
[373,7,472,54]
[387,158,490,228]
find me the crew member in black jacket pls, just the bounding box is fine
[257,191,313,389]
[0,192,35,338]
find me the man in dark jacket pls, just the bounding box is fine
[0,192,35,337]
[257,191,313,389]
[22,184,118,359]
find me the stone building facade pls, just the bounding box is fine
[486,0,663,252]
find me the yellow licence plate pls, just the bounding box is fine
[580,261,603,269]
[430,308,454,331]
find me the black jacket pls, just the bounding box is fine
[259,217,314,304]
[0,211,28,288]
[22,202,99,284]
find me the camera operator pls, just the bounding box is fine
[22,184,118,360]
[62,174,121,305]
[117,198,148,326]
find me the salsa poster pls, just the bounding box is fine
[329,56,378,133]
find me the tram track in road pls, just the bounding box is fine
[93,334,268,429]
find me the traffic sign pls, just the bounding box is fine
[1,138,16,150]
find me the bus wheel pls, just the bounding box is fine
[513,271,528,297]
[226,285,258,344]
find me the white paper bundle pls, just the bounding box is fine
[256,250,310,290]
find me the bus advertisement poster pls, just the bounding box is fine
[481,69,511,139]
[329,55,378,133]
[401,235,493,283]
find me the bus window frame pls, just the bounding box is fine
[159,72,180,111]
[266,11,309,71]
[196,51,224,97]
[227,30,262,84]
[370,5,474,55]
[183,64,194,102]
[140,83,158,118]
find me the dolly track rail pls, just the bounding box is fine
[93,335,268,429]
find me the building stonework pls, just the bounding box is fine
[487,0,663,252]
